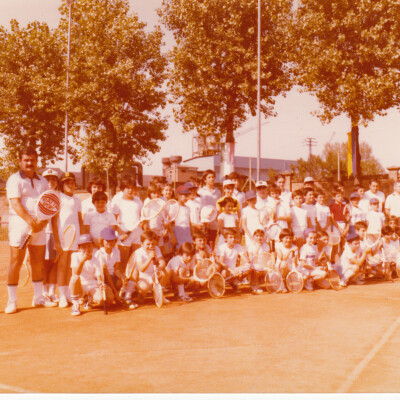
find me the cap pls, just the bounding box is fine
[78,234,93,246]
[369,198,379,204]
[223,179,235,187]
[200,205,218,223]
[304,176,314,183]
[100,227,117,241]
[256,180,268,188]
[184,181,198,190]
[349,192,360,200]
[42,169,58,178]
[245,190,257,200]
[60,172,76,182]
[176,185,190,195]
[346,233,360,242]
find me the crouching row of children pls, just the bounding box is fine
[69,220,399,316]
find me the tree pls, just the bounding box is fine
[58,0,168,174]
[293,0,400,180]
[0,21,65,168]
[159,0,292,146]
[291,141,385,181]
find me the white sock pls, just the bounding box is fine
[43,283,49,295]
[7,285,17,303]
[126,281,136,295]
[59,285,67,300]
[178,284,186,297]
[33,281,44,300]
[48,283,56,296]
[66,286,72,302]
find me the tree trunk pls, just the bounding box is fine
[350,117,361,183]
[221,117,235,179]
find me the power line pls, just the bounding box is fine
[304,137,317,158]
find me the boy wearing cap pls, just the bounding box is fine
[53,172,84,308]
[69,234,114,316]
[255,181,269,211]
[174,185,193,246]
[348,192,366,234]
[366,198,385,235]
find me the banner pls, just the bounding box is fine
[347,127,361,179]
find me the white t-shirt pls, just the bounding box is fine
[255,196,269,211]
[186,198,203,226]
[84,210,117,240]
[216,243,244,270]
[233,189,246,209]
[95,247,120,275]
[364,190,385,212]
[143,197,166,234]
[174,204,192,245]
[197,186,221,230]
[58,192,82,250]
[70,251,101,287]
[112,197,142,232]
[291,206,308,237]
[366,210,385,234]
[385,192,400,217]
[340,245,362,269]
[300,243,318,268]
[217,212,238,229]
[167,254,195,273]
[242,206,263,239]
[275,201,291,230]
[315,203,330,229]
[302,203,317,229]
[358,198,370,213]
[246,241,270,260]
[7,171,49,221]
[349,205,366,226]
[133,246,163,277]
[275,241,297,268]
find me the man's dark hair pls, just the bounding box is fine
[19,147,38,160]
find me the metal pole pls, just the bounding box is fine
[257,0,261,181]
[249,157,252,190]
[337,147,340,182]
[65,3,72,172]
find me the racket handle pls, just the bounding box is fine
[19,229,33,250]
[103,283,108,315]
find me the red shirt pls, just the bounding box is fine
[330,202,346,222]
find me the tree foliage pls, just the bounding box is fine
[159,0,293,144]
[58,0,168,174]
[292,141,385,181]
[0,21,65,168]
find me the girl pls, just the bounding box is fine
[217,197,239,248]
[275,229,298,292]
[52,172,84,308]
[173,185,193,247]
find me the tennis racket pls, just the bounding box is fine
[18,252,31,288]
[163,199,180,225]
[192,258,216,284]
[328,228,341,246]
[365,232,381,249]
[102,266,108,315]
[286,268,304,293]
[265,270,283,293]
[19,190,61,249]
[267,223,282,252]
[207,272,226,298]
[153,269,163,308]
[251,252,275,271]
[200,205,218,224]
[326,262,341,290]
[55,224,76,262]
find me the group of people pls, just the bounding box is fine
[4,147,400,316]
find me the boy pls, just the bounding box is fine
[129,230,169,306]
[69,234,115,316]
[255,181,269,210]
[330,190,350,260]
[268,185,291,230]
[275,229,298,292]
[302,188,317,230]
[241,190,263,246]
[348,192,366,234]
[336,233,371,287]
[216,228,250,293]
[366,198,385,235]
[291,189,310,248]
[174,185,193,246]
[315,191,331,233]
[166,242,196,302]
[83,191,118,248]
[185,181,204,233]
[193,230,213,261]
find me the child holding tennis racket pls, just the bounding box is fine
[193,231,213,261]
[315,191,332,233]
[241,190,263,246]
[166,242,196,302]
[366,198,385,236]
[302,188,317,231]
[291,190,311,248]
[173,185,193,247]
[185,181,204,233]
[217,197,240,247]
[216,228,250,293]
[268,186,291,230]
[53,172,84,308]
[83,191,118,249]
[129,230,169,306]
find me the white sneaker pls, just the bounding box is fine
[281,287,288,293]
[355,277,365,285]
[58,298,69,308]
[32,297,57,308]
[5,301,17,314]
[304,280,314,291]
[71,304,81,316]
[340,279,347,287]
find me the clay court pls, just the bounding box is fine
[0,241,400,394]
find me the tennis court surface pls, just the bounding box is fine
[0,241,400,393]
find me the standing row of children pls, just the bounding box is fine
[38,168,400,315]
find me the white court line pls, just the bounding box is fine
[337,315,400,393]
[0,382,32,393]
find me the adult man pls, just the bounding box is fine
[364,180,385,212]
[255,181,269,210]
[385,181,400,219]
[5,148,57,313]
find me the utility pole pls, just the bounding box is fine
[304,137,317,159]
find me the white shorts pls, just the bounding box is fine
[138,272,154,286]
[8,218,46,247]
[82,281,99,295]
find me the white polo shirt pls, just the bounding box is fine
[197,186,221,230]
[385,192,400,217]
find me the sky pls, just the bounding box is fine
[1,0,400,176]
